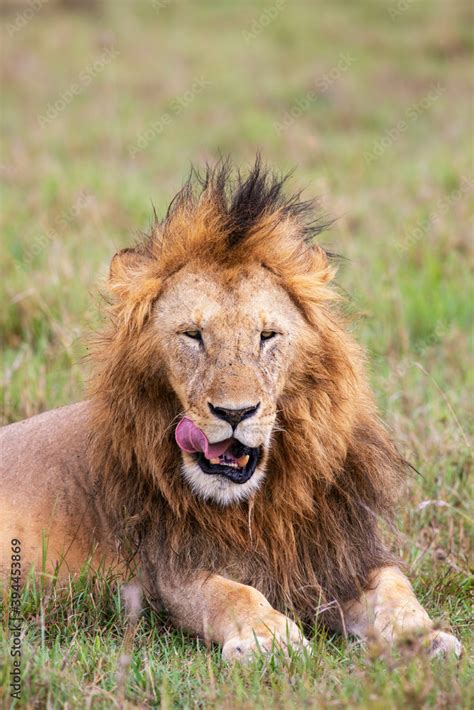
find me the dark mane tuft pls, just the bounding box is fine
[165,155,330,248]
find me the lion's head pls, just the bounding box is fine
[89,158,404,619]
[97,157,338,506]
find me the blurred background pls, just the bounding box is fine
[0,1,472,705]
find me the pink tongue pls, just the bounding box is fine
[175,417,233,458]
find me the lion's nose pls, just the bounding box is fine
[208,402,260,429]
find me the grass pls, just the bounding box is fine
[0,0,473,707]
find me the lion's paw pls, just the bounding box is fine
[222,609,309,663]
[427,630,462,658]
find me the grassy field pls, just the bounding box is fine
[0,0,473,707]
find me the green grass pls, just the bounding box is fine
[0,0,473,707]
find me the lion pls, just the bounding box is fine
[0,158,462,660]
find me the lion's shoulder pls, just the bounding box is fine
[1,401,91,484]
[0,401,120,579]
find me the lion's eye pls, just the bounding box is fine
[183,330,202,341]
[260,330,277,342]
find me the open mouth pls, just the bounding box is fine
[195,441,261,484]
[175,417,262,485]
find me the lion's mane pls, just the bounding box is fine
[88,158,405,626]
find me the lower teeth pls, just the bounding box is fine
[207,453,250,469]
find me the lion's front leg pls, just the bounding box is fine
[343,566,462,657]
[158,572,309,662]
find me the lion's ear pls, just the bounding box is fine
[109,248,154,300]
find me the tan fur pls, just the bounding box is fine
[0,403,121,580]
[0,160,461,658]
